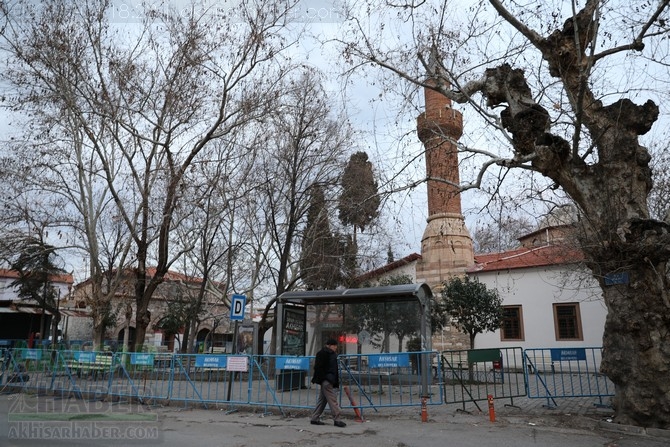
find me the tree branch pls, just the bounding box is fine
[487,0,545,47]
[593,0,670,62]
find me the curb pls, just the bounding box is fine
[597,421,670,439]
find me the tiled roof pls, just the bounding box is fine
[468,244,582,273]
[355,253,421,284]
[145,267,198,283]
[0,268,74,284]
[73,267,225,290]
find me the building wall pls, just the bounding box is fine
[472,265,605,350]
[0,277,17,301]
[0,275,72,302]
[355,257,607,354]
[365,260,418,285]
[64,274,233,348]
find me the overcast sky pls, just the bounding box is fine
[6,0,664,279]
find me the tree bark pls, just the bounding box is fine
[427,2,670,427]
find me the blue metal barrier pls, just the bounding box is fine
[108,352,172,404]
[440,347,526,411]
[249,355,312,413]
[337,351,443,415]
[2,348,67,395]
[51,350,113,401]
[153,353,307,415]
[167,353,253,407]
[0,348,446,415]
[524,347,613,408]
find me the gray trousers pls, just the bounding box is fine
[310,380,342,422]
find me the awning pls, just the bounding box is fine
[0,307,90,317]
[15,306,49,314]
[60,309,90,317]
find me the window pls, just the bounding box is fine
[501,305,524,341]
[553,303,583,341]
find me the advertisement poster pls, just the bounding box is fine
[236,324,255,354]
[282,306,306,356]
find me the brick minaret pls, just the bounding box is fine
[415,83,474,291]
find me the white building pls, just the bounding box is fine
[468,229,606,350]
[358,226,607,352]
[0,268,75,341]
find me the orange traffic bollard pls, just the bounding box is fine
[487,394,496,422]
[421,397,428,422]
[344,386,364,422]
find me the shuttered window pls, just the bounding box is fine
[501,305,524,341]
[553,303,583,341]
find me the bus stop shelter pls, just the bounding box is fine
[275,283,434,398]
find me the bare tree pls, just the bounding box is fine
[341,0,670,428]
[0,110,131,348]
[252,68,352,352]
[649,141,670,222]
[172,134,262,353]
[1,1,298,350]
[472,206,536,254]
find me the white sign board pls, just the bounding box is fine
[226,356,248,372]
[231,294,246,321]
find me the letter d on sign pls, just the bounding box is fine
[231,294,246,321]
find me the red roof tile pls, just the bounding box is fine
[469,245,582,273]
[0,268,74,284]
[355,253,421,284]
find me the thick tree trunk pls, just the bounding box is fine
[92,318,105,350]
[430,4,670,424]
[50,313,61,346]
[179,319,196,354]
[134,302,151,352]
[589,232,670,428]
[601,280,670,427]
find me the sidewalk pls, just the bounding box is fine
[1,392,668,447]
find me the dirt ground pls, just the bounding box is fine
[1,393,669,447]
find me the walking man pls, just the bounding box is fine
[310,338,346,427]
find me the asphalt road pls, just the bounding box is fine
[0,393,668,447]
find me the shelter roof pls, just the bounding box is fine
[277,283,432,305]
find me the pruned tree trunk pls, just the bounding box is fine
[449,64,669,427]
[593,228,670,428]
[384,0,670,428]
[427,6,668,427]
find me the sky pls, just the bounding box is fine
[0,0,436,280]
[0,0,534,280]
[4,0,667,281]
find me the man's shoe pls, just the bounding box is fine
[310,420,325,425]
[334,420,346,428]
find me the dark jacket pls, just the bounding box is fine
[311,346,339,388]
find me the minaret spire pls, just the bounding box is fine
[415,77,474,286]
